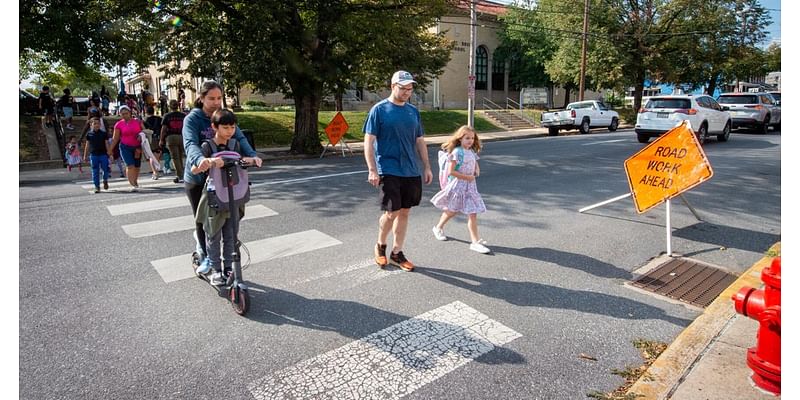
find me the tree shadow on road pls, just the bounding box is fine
[417,267,691,327]
[672,221,780,254]
[446,238,632,280]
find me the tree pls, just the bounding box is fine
[143,0,453,155]
[764,42,780,72]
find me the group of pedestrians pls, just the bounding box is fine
[55,70,485,279]
[365,70,491,274]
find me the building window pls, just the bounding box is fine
[476,46,488,90]
[492,57,505,91]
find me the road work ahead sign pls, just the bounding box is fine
[324,112,349,146]
[624,120,713,213]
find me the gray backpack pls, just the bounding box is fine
[201,139,250,211]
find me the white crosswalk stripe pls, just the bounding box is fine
[150,229,342,283]
[248,301,522,400]
[121,204,278,238]
[107,196,188,216]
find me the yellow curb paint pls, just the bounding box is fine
[626,243,780,399]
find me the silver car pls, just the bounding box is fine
[717,93,781,134]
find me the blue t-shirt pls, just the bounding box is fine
[182,108,256,185]
[362,99,424,177]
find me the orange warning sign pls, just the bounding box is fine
[624,121,713,213]
[324,112,349,146]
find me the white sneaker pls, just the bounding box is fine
[470,242,491,254]
[209,271,226,286]
[432,226,447,241]
[477,238,488,245]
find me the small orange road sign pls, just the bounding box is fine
[624,120,713,213]
[324,112,349,146]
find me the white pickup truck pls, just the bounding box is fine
[541,100,620,136]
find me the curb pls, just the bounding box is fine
[626,242,781,399]
[19,125,632,171]
[19,160,63,171]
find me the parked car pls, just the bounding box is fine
[541,100,620,136]
[20,89,41,115]
[717,92,781,134]
[767,91,781,105]
[634,94,732,143]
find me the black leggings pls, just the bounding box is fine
[185,182,206,255]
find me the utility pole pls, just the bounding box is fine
[468,0,476,128]
[736,6,750,93]
[579,0,589,101]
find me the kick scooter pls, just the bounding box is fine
[192,155,254,316]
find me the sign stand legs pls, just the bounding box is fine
[578,193,631,213]
[320,141,353,159]
[666,198,672,256]
[678,194,702,221]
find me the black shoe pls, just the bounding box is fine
[389,251,415,272]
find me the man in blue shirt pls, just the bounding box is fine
[363,70,432,272]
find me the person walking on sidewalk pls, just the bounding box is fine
[363,70,432,272]
[430,125,490,254]
[183,80,260,265]
[38,85,55,128]
[82,118,110,193]
[64,135,84,174]
[108,105,146,191]
[57,88,76,130]
[160,99,186,183]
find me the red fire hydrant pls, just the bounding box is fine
[732,256,781,395]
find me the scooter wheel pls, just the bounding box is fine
[229,287,249,316]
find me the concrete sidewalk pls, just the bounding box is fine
[20,123,782,398]
[626,243,781,399]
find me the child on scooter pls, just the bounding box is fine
[191,109,262,285]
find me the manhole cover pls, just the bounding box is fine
[631,257,738,308]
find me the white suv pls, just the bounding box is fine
[635,95,732,143]
[717,92,781,134]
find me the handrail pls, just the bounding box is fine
[482,97,503,111]
[506,98,522,110]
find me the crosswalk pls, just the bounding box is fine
[85,175,344,284]
[76,172,524,398]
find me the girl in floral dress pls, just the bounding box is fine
[430,125,490,254]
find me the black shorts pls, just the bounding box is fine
[379,175,422,212]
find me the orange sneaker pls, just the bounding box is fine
[374,243,388,268]
[390,251,414,272]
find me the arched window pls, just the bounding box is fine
[475,46,488,90]
[492,56,505,91]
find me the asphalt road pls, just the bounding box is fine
[18,127,781,399]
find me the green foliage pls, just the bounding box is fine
[244,100,268,108]
[236,110,502,147]
[142,0,454,154]
[765,43,780,72]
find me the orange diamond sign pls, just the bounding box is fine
[324,112,349,146]
[624,120,713,213]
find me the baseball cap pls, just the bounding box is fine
[391,70,416,86]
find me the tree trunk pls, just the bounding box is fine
[633,81,644,112]
[562,86,571,108]
[335,91,343,112]
[291,90,325,155]
[706,73,719,97]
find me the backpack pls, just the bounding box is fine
[201,139,250,211]
[437,146,464,189]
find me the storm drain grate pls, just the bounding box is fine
[631,257,738,308]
